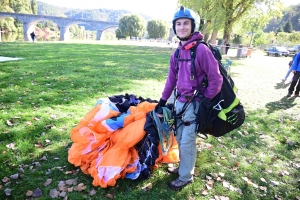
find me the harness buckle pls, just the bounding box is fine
[190,75,194,80]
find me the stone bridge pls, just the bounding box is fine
[0,12,119,41]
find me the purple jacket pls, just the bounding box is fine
[161,32,223,102]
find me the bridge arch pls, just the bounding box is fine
[0,12,119,41]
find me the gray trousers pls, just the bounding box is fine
[175,100,200,182]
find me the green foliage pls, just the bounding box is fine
[276,26,283,34]
[0,0,37,32]
[266,4,300,32]
[253,30,268,46]
[283,19,293,33]
[118,14,146,38]
[289,32,300,44]
[146,19,169,39]
[31,0,37,14]
[115,28,125,39]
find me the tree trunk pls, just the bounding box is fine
[204,32,210,43]
[210,30,218,46]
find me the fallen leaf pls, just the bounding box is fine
[40,156,47,161]
[74,183,86,191]
[6,120,14,126]
[229,185,235,191]
[89,188,97,196]
[201,190,209,195]
[4,188,12,196]
[222,181,230,188]
[10,173,19,179]
[270,180,279,186]
[32,188,42,198]
[44,179,52,186]
[2,177,10,183]
[214,195,230,200]
[6,142,16,150]
[206,184,213,190]
[142,182,152,191]
[26,190,33,196]
[59,191,67,198]
[65,178,77,186]
[106,193,114,199]
[260,178,267,183]
[207,179,214,187]
[26,121,33,126]
[45,139,51,144]
[259,186,267,192]
[49,189,59,198]
[235,187,243,195]
[67,187,73,192]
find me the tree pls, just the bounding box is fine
[115,28,126,40]
[276,27,284,33]
[178,0,283,50]
[147,19,169,39]
[31,0,37,14]
[283,19,293,33]
[118,14,146,38]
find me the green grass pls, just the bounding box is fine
[0,42,299,200]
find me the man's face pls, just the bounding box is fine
[175,18,192,38]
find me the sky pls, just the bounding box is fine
[37,0,299,22]
[37,0,179,22]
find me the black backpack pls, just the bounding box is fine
[174,40,245,138]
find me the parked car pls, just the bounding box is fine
[288,44,300,55]
[266,46,289,57]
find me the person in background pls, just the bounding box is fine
[286,46,300,97]
[154,6,223,190]
[282,53,297,83]
[30,31,36,43]
[225,42,230,55]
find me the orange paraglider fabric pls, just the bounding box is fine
[68,99,179,188]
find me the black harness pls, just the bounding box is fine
[172,41,207,138]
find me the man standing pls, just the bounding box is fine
[155,6,223,190]
[286,46,300,97]
[225,42,230,55]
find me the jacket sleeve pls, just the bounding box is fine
[291,53,300,71]
[197,45,223,99]
[161,54,177,101]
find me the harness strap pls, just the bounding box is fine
[175,41,200,80]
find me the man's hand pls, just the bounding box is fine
[154,99,167,113]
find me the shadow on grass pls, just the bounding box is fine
[265,96,297,114]
[274,81,291,89]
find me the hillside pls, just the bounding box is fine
[37,1,151,22]
[265,3,300,32]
